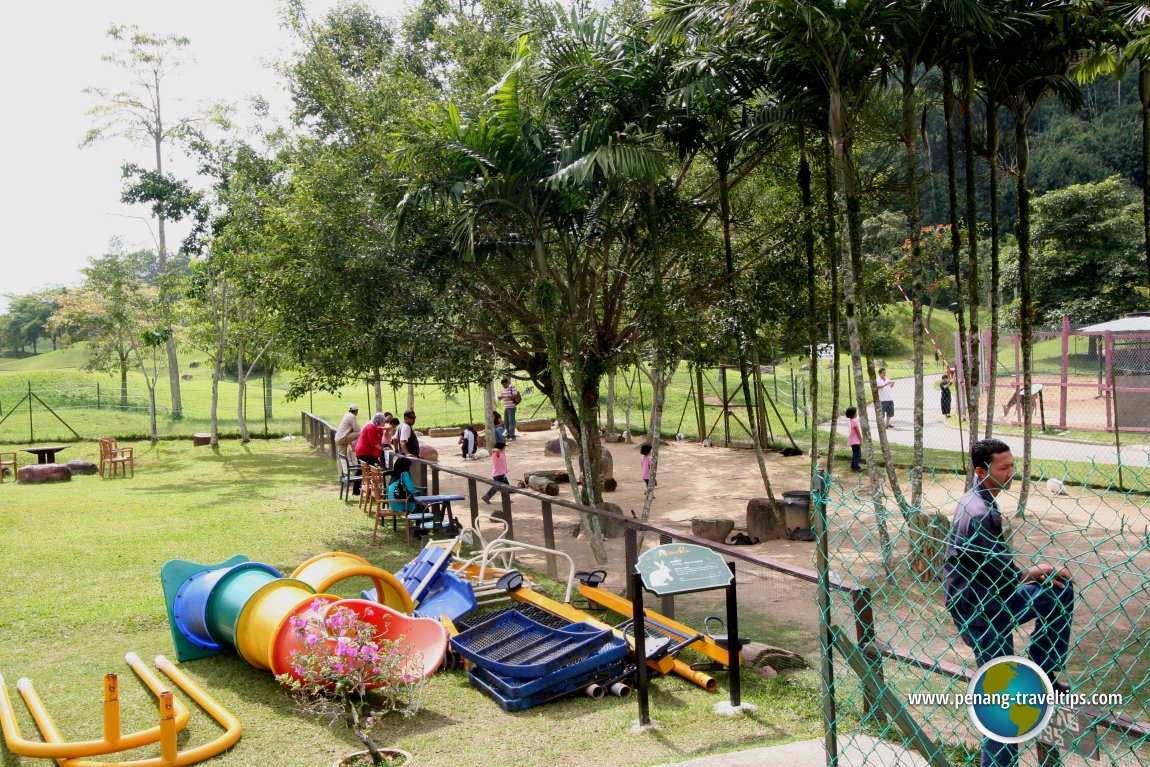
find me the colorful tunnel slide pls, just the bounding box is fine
[161,551,448,682]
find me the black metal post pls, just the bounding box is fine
[631,570,650,727]
[431,464,440,495]
[542,501,558,578]
[725,561,741,709]
[500,490,514,540]
[624,528,639,603]
[467,478,479,527]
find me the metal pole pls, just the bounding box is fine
[97,382,102,410]
[631,571,650,727]
[29,381,34,443]
[1059,315,1069,429]
[725,561,741,709]
[813,471,838,764]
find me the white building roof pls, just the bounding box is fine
[1078,315,1150,333]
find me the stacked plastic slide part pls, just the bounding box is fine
[450,610,629,711]
[161,553,447,682]
[361,544,478,622]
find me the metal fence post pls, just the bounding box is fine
[542,501,558,578]
[659,532,674,619]
[624,527,638,603]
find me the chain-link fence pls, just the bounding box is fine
[816,463,1150,766]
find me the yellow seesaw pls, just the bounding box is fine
[0,653,240,766]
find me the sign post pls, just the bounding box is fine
[632,543,752,725]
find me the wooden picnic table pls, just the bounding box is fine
[23,445,68,464]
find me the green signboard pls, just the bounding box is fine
[636,543,732,596]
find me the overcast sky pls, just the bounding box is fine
[0,0,406,313]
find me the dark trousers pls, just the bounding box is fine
[850,444,861,472]
[356,454,379,467]
[953,583,1075,767]
[483,474,509,501]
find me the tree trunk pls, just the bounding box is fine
[482,372,496,442]
[406,382,415,412]
[823,136,842,474]
[719,156,780,522]
[962,53,981,450]
[606,371,616,434]
[1142,62,1150,292]
[155,133,183,420]
[373,367,383,415]
[985,92,1002,438]
[1016,115,1034,512]
[943,64,974,489]
[237,342,249,443]
[831,87,893,568]
[799,129,820,477]
[210,279,229,448]
[904,60,925,510]
[118,347,130,407]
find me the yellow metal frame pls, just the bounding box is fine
[0,654,241,766]
[577,583,743,668]
[0,653,191,759]
[508,586,717,689]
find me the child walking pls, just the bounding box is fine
[846,407,863,472]
[482,440,510,503]
[640,443,653,487]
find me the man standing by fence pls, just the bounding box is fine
[499,377,520,441]
[943,438,1075,767]
[334,404,361,463]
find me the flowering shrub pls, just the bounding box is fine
[275,601,426,766]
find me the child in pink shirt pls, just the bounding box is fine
[482,441,510,503]
[846,407,862,472]
[640,443,652,487]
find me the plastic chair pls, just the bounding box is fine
[338,454,361,501]
[0,451,16,483]
[98,438,135,478]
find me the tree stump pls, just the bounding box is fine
[18,464,72,484]
[525,475,559,496]
[595,501,627,538]
[524,470,569,484]
[691,517,735,543]
[742,641,807,671]
[746,497,786,542]
[193,433,212,447]
[66,460,99,476]
[909,511,951,581]
[544,437,578,456]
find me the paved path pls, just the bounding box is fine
[834,373,1150,468]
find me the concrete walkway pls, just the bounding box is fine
[652,735,929,767]
[836,373,1150,468]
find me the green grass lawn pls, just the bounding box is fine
[0,439,822,767]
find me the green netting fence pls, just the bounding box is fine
[814,462,1150,766]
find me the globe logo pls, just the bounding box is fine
[968,656,1055,744]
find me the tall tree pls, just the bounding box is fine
[83,24,199,418]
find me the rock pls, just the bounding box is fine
[17,464,72,483]
[517,418,553,432]
[544,437,578,457]
[476,434,487,449]
[753,665,779,679]
[691,517,735,544]
[742,641,807,671]
[65,459,99,475]
[418,444,439,462]
[525,475,559,495]
[746,497,786,542]
[595,501,627,538]
[428,427,462,438]
[702,438,714,447]
[524,470,569,483]
[601,432,625,444]
[189,360,201,368]
[600,448,614,479]
[181,374,193,381]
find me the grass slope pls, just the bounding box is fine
[0,440,822,767]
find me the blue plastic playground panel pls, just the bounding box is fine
[475,632,629,699]
[412,570,477,622]
[468,660,627,712]
[450,612,613,678]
